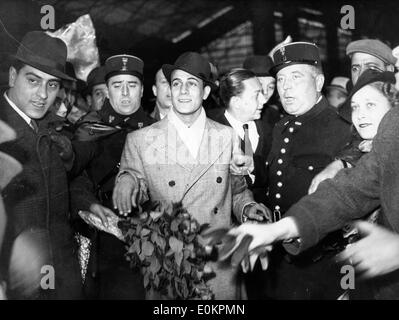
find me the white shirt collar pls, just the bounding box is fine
[224,110,259,152]
[168,107,206,159]
[4,92,32,126]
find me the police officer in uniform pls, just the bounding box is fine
[70,54,155,299]
[260,42,352,299]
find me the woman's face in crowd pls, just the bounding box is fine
[351,84,392,140]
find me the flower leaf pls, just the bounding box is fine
[142,240,155,256]
[169,236,184,253]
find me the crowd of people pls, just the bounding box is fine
[1,26,399,300]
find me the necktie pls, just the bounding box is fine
[242,124,253,157]
[30,119,39,133]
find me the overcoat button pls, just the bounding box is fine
[216,177,222,183]
[168,180,175,187]
[308,166,314,171]
[213,207,218,214]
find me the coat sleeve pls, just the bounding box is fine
[117,131,149,204]
[283,108,399,255]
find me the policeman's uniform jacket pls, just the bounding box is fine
[69,98,155,299]
[261,96,352,299]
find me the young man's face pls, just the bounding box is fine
[234,77,266,122]
[8,64,61,119]
[152,69,172,112]
[107,74,143,115]
[91,83,108,111]
[351,52,389,84]
[276,64,324,116]
[170,69,210,117]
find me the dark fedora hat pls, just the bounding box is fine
[243,55,274,77]
[162,52,217,90]
[14,31,74,81]
[338,69,396,123]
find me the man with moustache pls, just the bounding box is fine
[150,68,172,121]
[0,31,82,299]
[258,42,351,299]
[112,52,269,299]
[70,54,154,299]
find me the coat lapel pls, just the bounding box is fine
[181,119,231,200]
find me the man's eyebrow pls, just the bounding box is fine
[25,72,60,82]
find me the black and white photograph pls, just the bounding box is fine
[1,0,399,306]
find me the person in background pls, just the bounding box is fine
[84,66,107,112]
[150,68,172,121]
[326,76,350,108]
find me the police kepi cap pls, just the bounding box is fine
[346,39,397,66]
[162,52,217,90]
[105,54,144,81]
[87,66,106,89]
[270,42,321,76]
[14,31,74,81]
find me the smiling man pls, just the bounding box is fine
[113,52,269,299]
[252,42,351,300]
[0,31,82,299]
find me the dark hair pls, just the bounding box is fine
[219,68,257,108]
[10,59,26,73]
[368,81,399,108]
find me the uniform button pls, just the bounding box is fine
[308,166,314,171]
[213,207,218,214]
[284,138,289,143]
[275,205,280,210]
[216,176,222,183]
[278,159,283,164]
[277,171,282,176]
[276,193,281,199]
[265,161,269,166]
[277,182,283,187]
[168,180,176,187]
[289,127,294,133]
[281,148,286,154]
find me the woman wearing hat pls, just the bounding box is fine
[217,69,399,300]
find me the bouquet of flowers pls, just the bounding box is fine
[118,202,215,300]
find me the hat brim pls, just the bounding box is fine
[162,64,218,91]
[14,54,75,82]
[326,85,348,94]
[269,61,319,77]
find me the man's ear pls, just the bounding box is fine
[140,84,144,98]
[203,85,211,100]
[9,67,17,87]
[152,84,157,97]
[315,74,325,92]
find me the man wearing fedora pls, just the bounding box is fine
[70,54,154,299]
[113,51,268,299]
[255,42,351,299]
[150,68,172,121]
[0,31,82,299]
[309,39,397,195]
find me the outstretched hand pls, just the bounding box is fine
[337,221,399,279]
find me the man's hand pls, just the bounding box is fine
[112,173,139,216]
[308,159,344,194]
[50,133,74,161]
[230,153,254,176]
[243,203,272,223]
[337,221,399,279]
[89,203,114,228]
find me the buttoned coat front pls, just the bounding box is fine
[119,115,255,299]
